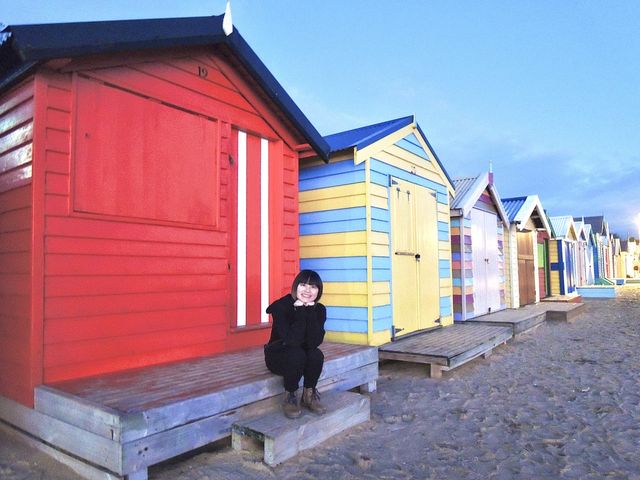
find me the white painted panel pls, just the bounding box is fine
[261,138,269,323]
[236,131,247,327]
[471,209,487,315]
[484,211,501,311]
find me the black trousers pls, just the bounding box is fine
[265,345,324,393]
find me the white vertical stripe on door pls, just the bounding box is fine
[261,138,270,323]
[236,131,247,327]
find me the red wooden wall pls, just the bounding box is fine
[0,79,38,406]
[0,47,303,397]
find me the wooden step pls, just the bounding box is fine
[231,390,370,466]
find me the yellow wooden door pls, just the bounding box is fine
[414,184,440,329]
[390,178,440,337]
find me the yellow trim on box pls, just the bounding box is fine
[300,231,367,246]
[371,281,391,295]
[440,315,454,327]
[321,295,389,309]
[322,281,389,296]
[438,211,451,223]
[299,184,367,212]
[365,157,374,343]
[354,124,415,165]
[370,183,389,210]
[325,329,392,346]
[370,231,390,245]
[410,128,455,194]
[372,149,444,186]
[437,202,450,214]
[324,331,368,345]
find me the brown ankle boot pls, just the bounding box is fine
[283,391,302,419]
[301,387,326,415]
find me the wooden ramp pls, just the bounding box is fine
[0,342,377,480]
[378,323,512,378]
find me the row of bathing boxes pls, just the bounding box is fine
[0,13,605,477]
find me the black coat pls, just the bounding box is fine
[265,294,326,350]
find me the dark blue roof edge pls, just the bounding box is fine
[353,115,413,152]
[416,123,454,188]
[225,29,329,160]
[324,115,414,154]
[0,16,330,160]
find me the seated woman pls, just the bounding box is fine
[264,270,327,418]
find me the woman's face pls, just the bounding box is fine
[296,282,319,304]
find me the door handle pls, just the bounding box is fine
[415,253,421,261]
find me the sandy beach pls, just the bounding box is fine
[2,285,640,479]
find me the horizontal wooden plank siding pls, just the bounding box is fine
[35,50,298,383]
[0,78,35,405]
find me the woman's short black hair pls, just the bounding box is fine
[290,269,323,302]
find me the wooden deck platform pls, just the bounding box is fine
[378,323,512,378]
[0,342,378,480]
[541,293,583,303]
[467,302,585,334]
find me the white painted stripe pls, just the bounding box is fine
[237,131,247,327]
[261,138,270,323]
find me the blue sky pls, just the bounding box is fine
[3,1,639,237]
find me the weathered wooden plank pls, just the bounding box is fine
[448,329,511,368]
[0,395,123,474]
[378,350,448,366]
[0,421,123,480]
[35,385,124,442]
[42,343,377,445]
[232,390,370,466]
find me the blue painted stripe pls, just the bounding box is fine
[299,159,360,180]
[372,219,390,233]
[451,252,461,261]
[372,206,390,220]
[438,230,449,241]
[372,256,391,269]
[310,269,368,282]
[370,170,387,187]
[372,269,391,281]
[299,171,366,191]
[300,219,366,235]
[373,315,393,332]
[301,257,366,270]
[326,306,368,321]
[439,268,451,278]
[437,192,449,205]
[437,221,449,233]
[372,257,391,282]
[452,278,462,287]
[450,217,461,227]
[325,319,368,333]
[369,158,447,195]
[395,135,429,160]
[300,207,365,224]
[373,304,392,319]
[439,259,450,270]
[439,296,452,316]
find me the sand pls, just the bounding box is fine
[2,285,640,479]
